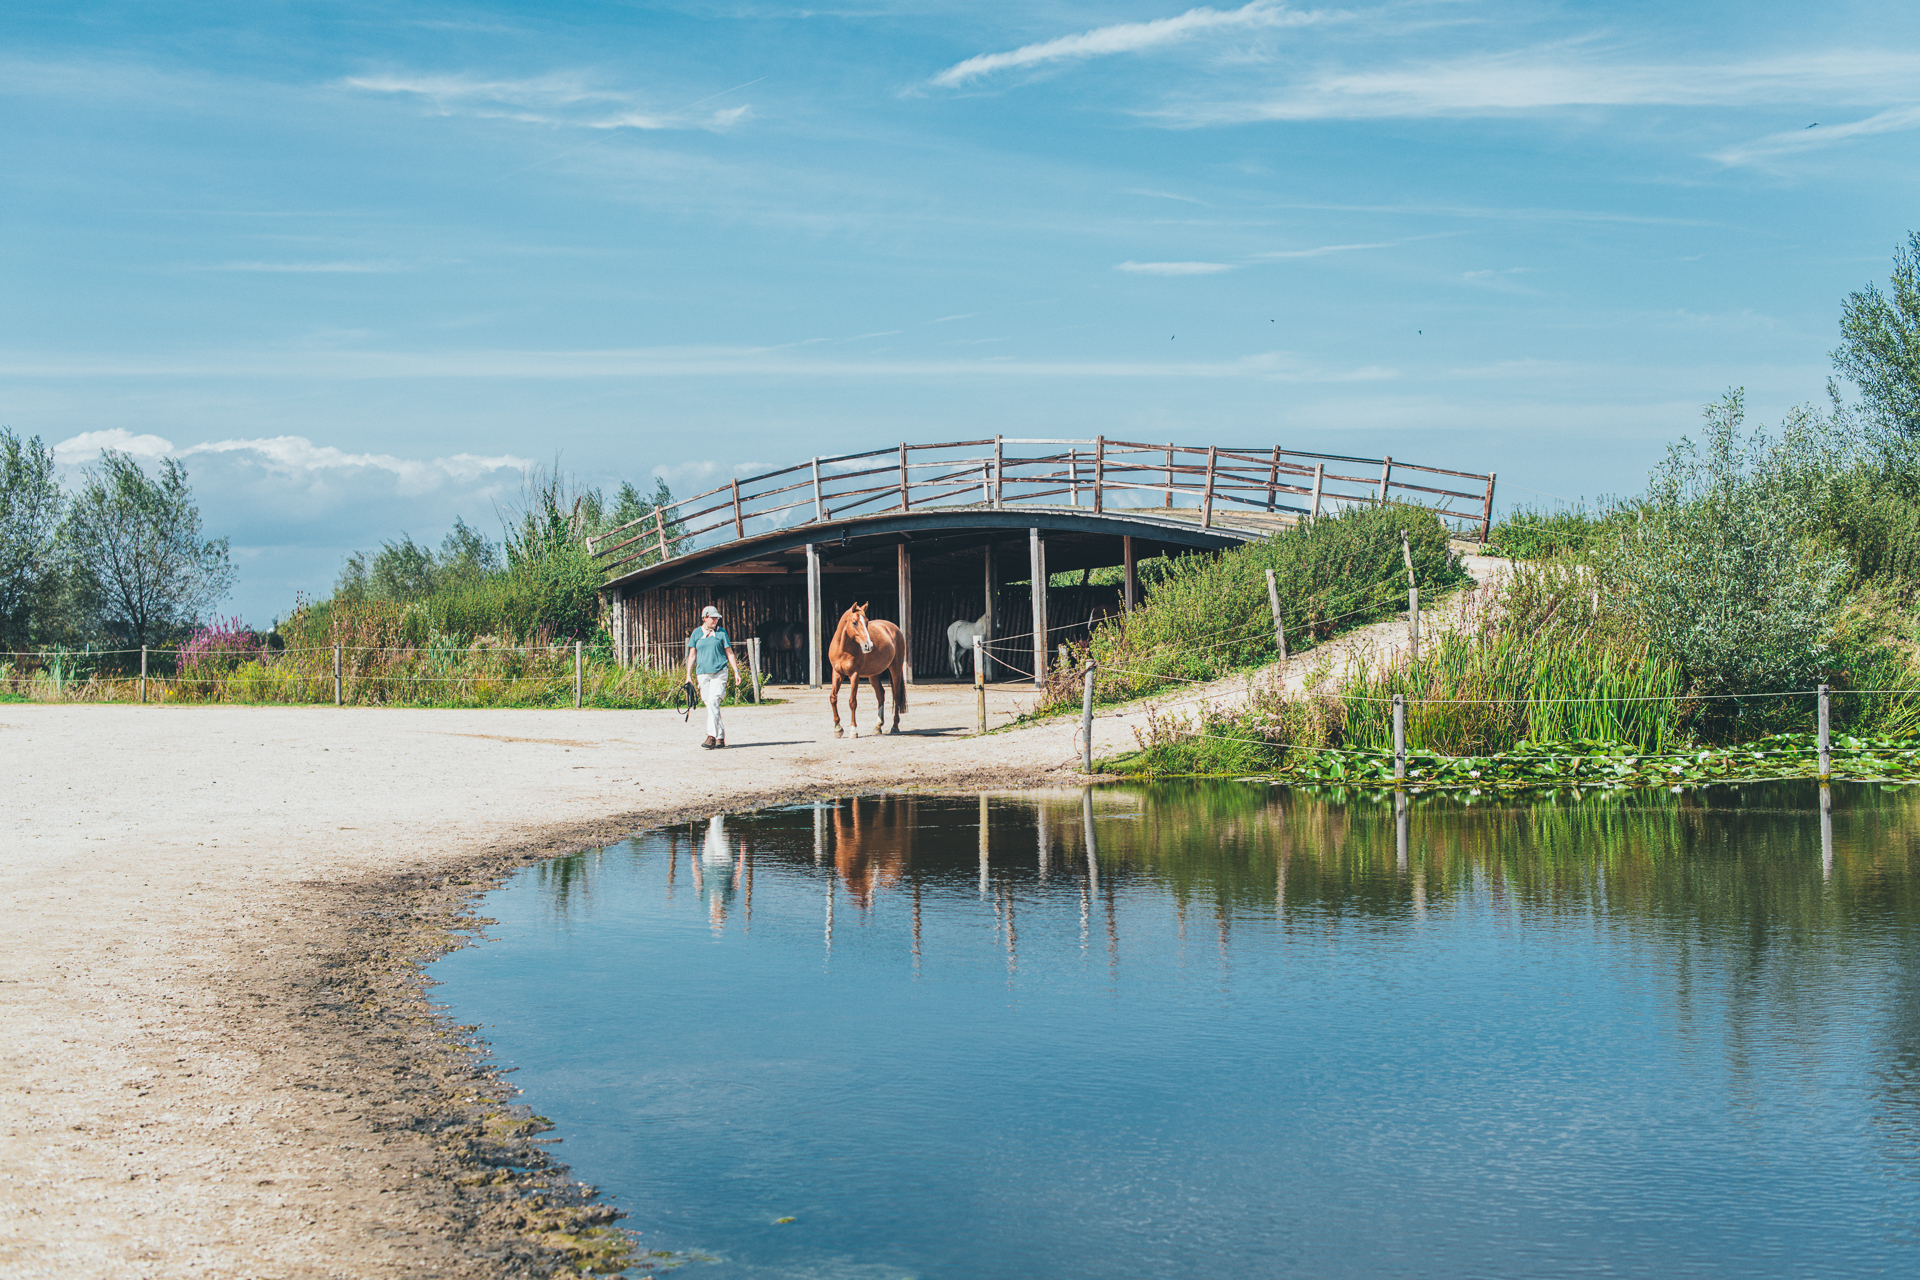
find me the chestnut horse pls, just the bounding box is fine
[828,601,907,738]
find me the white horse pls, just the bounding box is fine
[946,612,990,677]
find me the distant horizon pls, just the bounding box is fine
[6,0,1916,625]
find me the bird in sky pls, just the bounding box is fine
[1807,122,1819,128]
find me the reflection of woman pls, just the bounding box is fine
[692,814,738,928]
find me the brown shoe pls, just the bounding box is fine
[715,738,726,749]
[702,735,715,748]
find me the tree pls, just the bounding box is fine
[0,429,65,651]
[1833,230,1920,438]
[63,451,234,646]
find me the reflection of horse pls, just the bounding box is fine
[758,621,808,684]
[831,795,912,908]
[946,611,990,677]
[828,602,905,738]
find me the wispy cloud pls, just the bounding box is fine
[929,2,1333,88]
[1251,240,1399,259]
[1714,104,1920,166]
[342,71,753,131]
[1116,260,1237,275]
[1126,188,1209,205]
[13,345,1387,383]
[1151,47,1920,125]
[53,429,531,495]
[197,260,411,273]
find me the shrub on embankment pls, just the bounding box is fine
[1041,504,1469,710]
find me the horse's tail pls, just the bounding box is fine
[894,647,908,714]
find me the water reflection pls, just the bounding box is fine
[477,780,1920,1280]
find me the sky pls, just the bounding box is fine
[4,0,1919,625]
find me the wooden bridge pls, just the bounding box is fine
[591,437,1495,687]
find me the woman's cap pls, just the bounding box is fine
[701,605,722,618]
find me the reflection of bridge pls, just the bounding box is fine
[593,437,1495,686]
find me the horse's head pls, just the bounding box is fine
[848,602,875,654]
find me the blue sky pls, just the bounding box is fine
[5,1,1918,624]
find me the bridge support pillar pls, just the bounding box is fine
[1123,536,1137,612]
[896,543,914,687]
[1029,528,1047,688]
[807,542,822,688]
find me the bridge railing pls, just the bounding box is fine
[588,437,1495,579]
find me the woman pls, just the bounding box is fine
[685,604,743,748]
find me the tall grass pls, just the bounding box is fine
[1486,502,1639,561]
[1054,504,1468,709]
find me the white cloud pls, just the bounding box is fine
[1714,104,1920,166]
[199,260,409,273]
[930,2,1332,88]
[343,71,753,131]
[52,431,532,496]
[53,429,174,463]
[1116,260,1237,274]
[1252,240,1399,259]
[1151,47,1920,125]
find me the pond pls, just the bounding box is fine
[430,783,1920,1279]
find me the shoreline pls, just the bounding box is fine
[0,693,1081,1278]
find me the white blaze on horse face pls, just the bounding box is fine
[855,610,874,654]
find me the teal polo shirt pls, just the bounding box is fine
[687,626,732,675]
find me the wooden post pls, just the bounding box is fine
[1820,782,1833,880]
[1265,569,1286,662]
[980,462,991,505]
[1480,471,1498,544]
[992,436,1004,508]
[1081,661,1096,773]
[1267,446,1281,511]
[812,456,825,522]
[979,793,990,895]
[747,636,761,704]
[1164,443,1174,508]
[574,640,583,708]
[1201,446,1218,529]
[1123,535,1137,612]
[1395,789,1409,872]
[898,442,909,511]
[1393,693,1406,783]
[1401,528,1419,661]
[806,542,822,689]
[333,644,342,707]
[896,543,914,687]
[1093,435,1105,513]
[1029,528,1047,688]
[732,479,745,540]
[139,645,147,704]
[974,636,986,733]
[983,543,997,682]
[1309,462,1325,522]
[654,507,667,562]
[1377,456,1393,506]
[1069,449,1079,507]
[1818,684,1831,781]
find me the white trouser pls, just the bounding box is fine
[697,671,728,739]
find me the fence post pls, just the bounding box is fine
[1069,449,1078,506]
[140,645,147,704]
[1377,456,1393,506]
[1164,443,1174,508]
[1393,693,1406,784]
[1401,529,1420,661]
[574,640,583,708]
[1818,683,1831,781]
[975,636,987,734]
[992,436,1004,508]
[1093,435,1104,514]
[1081,661,1097,773]
[732,478,745,540]
[654,507,667,562]
[898,442,909,511]
[1265,569,1287,662]
[748,636,762,704]
[1480,471,1498,544]
[1309,462,1324,523]
[1267,445,1281,512]
[333,644,342,707]
[1201,446,1217,529]
[812,456,825,522]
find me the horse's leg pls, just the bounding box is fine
[848,673,862,738]
[830,669,845,738]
